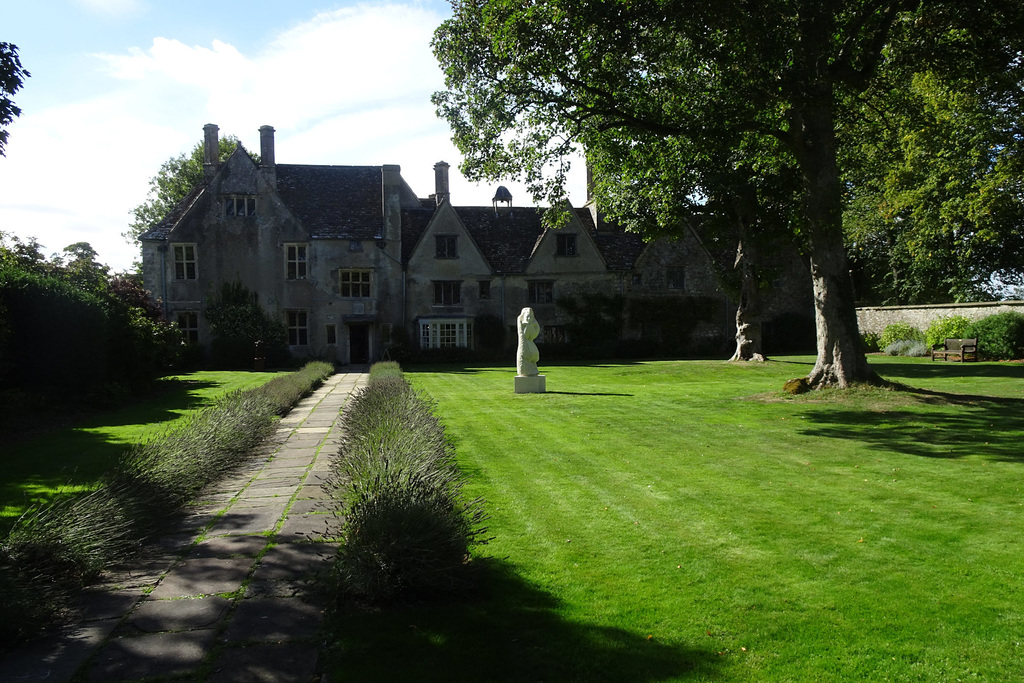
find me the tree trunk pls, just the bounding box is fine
[729,239,766,362]
[791,86,879,388]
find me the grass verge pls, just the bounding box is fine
[322,356,1024,682]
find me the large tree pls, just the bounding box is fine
[433,1,1024,388]
[0,42,29,157]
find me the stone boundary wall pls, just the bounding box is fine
[856,300,1024,335]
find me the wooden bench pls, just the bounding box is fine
[931,338,978,362]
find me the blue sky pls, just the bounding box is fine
[1,0,586,271]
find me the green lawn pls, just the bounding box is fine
[325,356,1024,682]
[0,370,289,529]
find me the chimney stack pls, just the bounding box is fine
[259,125,276,189]
[433,161,450,206]
[203,123,219,179]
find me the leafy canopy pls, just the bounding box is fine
[0,43,29,157]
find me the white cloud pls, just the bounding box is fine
[74,0,143,18]
[0,3,586,272]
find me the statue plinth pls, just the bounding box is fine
[514,374,546,394]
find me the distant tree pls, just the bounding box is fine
[56,242,110,295]
[125,135,248,247]
[0,42,29,156]
[843,66,1024,304]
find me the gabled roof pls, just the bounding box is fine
[139,182,210,241]
[399,205,646,273]
[275,165,383,240]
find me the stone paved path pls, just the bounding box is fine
[0,369,367,683]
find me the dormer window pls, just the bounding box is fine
[224,195,256,217]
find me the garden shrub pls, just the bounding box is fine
[925,315,971,347]
[884,339,929,357]
[861,331,881,353]
[965,312,1024,360]
[879,322,925,349]
[328,363,487,603]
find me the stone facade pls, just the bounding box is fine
[141,124,813,364]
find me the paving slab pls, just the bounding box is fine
[222,597,323,642]
[189,535,268,559]
[0,620,121,683]
[89,629,218,682]
[147,557,253,599]
[207,642,320,683]
[124,596,231,633]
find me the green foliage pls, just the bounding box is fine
[0,43,29,156]
[626,295,722,356]
[328,365,487,603]
[473,314,507,359]
[861,331,882,353]
[879,322,925,349]
[204,280,288,369]
[925,315,972,347]
[0,266,110,390]
[367,361,403,384]
[555,292,623,357]
[965,312,1024,360]
[0,362,331,645]
[844,35,1024,304]
[0,236,181,393]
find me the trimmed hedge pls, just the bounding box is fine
[327,363,488,603]
[0,361,333,645]
[965,312,1024,361]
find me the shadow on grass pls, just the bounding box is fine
[796,387,1024,463]
[869,359,1024,382]
[0,379,221,532]
[323,558,718,682]
[545,391,634,397]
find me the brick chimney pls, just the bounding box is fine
[203,123,219,179]
[259,125,276,189]
[433,161,450,206]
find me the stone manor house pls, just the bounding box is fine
[141,124,812,365]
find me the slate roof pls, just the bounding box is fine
[139,182,210,241]
[275,164,383,240]
[400,205,646,273]
[140,159,648,272]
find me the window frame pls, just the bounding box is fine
[419,318,474,349]
[176,311,199,344]
[223,195,257,217]
[285,243,308,280]
[528,280,554,304]
[666,267,686,290]
[172,243,197,281]
[478,280,491,300]
[286,309,309,346]
[340,269,372,298]
[556,233,578,257]
[433,280,462,306]
[435,234,459,259]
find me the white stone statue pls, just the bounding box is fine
[516,307,540,376]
